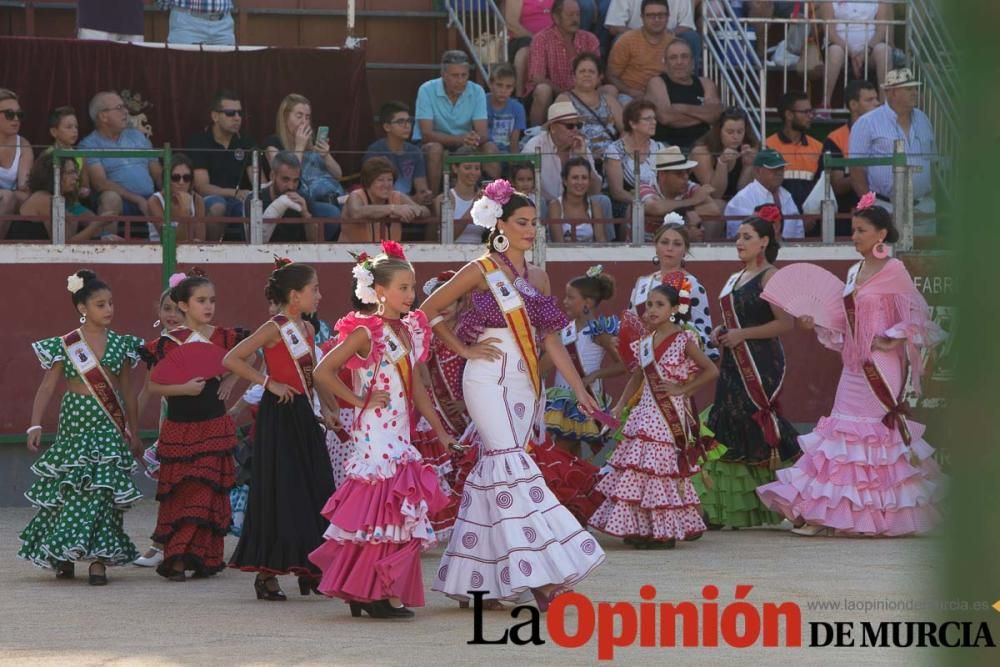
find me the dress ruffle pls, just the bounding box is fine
[544,386,605,444]
[696,460,783,528]
[757,413,942,535]
[531,437,605,523]
[335,312,386,371]
[411,418,459,540]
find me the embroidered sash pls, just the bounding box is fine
[382,322,413,406]
[640,332,703,474]
[271,315,314,393]
[61,330,129,437]
[560,320,589,383]
[843,266,912,445]
[477,256,541,398]
[631,273,657,318]
[719,271,784,450]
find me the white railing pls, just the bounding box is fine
[703,0,766,142]
[443,0,508,82]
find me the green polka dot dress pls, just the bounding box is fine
[18,331,144,569]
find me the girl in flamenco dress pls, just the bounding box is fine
[757,198,945,536]
[590,284,718,548]
[309,242,452,619]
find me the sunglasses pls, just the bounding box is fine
[215,109,243,117]
[171,173,193,183]
[2,109,25,121]
[559,122,584,130]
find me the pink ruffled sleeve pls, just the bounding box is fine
[404,309,431,363]
[883,293,947,395]
[815,325,844,352]
[334,312,385,371]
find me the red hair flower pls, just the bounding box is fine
[273,255,293,269]
[356,251,369,264]
[755,204,782,226]
[381,240,406,260]
[437,270,456,282]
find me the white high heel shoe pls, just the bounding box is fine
[791,523,834,537]
[134,546,163,567]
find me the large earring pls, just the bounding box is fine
[79,313,86,324]
[652,255,660,265]
[669,313,677,323]
[376,296,386,317]
[153,319,161,329]
[491,232,510,253]
[873,241,889,259]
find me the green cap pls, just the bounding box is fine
[753,148,788,169]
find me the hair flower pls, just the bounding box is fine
[423,270,456,297]
[167,272,187,288]
[857,191,877,211]
[755,204,782,226]
[677,278,692,315]
[381,240,406,260]
[586,264,603,278]
[483,179,515,206]
[273,255,293,269]
[471,196,503,230]
[662,212,685,227]
[66,274,84,294]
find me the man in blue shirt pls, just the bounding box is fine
[413,50,497,193]
[80,90,162,238]
[363,101,433,206]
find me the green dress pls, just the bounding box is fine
[18,331,144,568]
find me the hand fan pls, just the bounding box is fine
[150,342,227,385]
[617,308,647,367]
[761,263,846,331]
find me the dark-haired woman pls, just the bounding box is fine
[422,180,605,611]
[547,157,613,243]
[689,108,758,208]
[140,271,247,580]
[20,270,143,585]
[701,217,800,529]
[758,202,945,536]
[148,153,206,243]
[224,261,336,600]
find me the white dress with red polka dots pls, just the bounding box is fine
[589,331,707,542]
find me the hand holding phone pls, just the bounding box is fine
[315,126,330,145]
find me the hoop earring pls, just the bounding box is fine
[491,232,510,253]
[873,241,889,259]
[153,319,161,329]
[376,297,386,317]
[79,313,86,324]
[652,255,660,266]
[669,313,677,323]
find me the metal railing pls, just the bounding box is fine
[443,0,508,83]
[703,0,766,141]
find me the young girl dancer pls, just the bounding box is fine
[141,270,247,580]
[20,270,144,585]
[224,260,336,600]
[590,284,718,548]
[134,285,185,568]
[422,179,605,611]
[309,241,452,619]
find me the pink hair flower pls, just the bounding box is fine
[167,272,188,288]
[483,179,515,206]
[857,191,877,211]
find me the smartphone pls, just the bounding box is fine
[315,126,329,144]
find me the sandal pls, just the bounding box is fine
[88,562,108,586]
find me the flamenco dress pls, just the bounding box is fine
[19,332,143,568]
[140,327,247,577]
[757,259,945,535]
[309,311,448,607]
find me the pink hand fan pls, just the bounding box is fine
[761,264,846,331]
[150,342,228,385]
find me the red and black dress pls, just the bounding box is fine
[142,326,248,578]
[228,329,336,576]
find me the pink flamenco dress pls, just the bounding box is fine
[757,258,946,535]
[309,311,449,607]
[590,331,708,545]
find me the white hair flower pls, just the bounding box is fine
[66,274,84,294]
[662,212,686,227]
[352,263,378,305]
[586,264,603,278]
[470,197,503,230]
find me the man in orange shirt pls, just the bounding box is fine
[821,80,879,220]
[765,90,822,213]
[607,0,674,102]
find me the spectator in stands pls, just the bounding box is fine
[747,1,796,59]
[433,146,484,245]
[510,161,538,204]
[821,79,879,224]
[607,0,675,102]
[343,157,429,244]
[0,89,34,240]
[47,106,92,201]
[485,64,527,155]
[819,0,893,113]
[646,38,721,151]
[20,153,98,242]
[640,145,720,240]
[605,0,702,69]
[525,0,602,127]
[505,0,556,97]
[80,90,162,239]
[848,68,935,230]
[77,0,144,42]
[364,101,434,207]
[188,90,255,241]
[413,50,495,194]
[548,156,613,242]
[605,99,665,210]
[246,150,318,243]
[725,148,804,238]
[765,91,822,213]
[521,101,601,203]
[555,52,624,163]
[690,106,758,209]
[264,93,343,240]
[149,153,206,243]
[158,1,236,46]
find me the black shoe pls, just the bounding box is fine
[254,575,286,601]
[88,563,107,586]
[349,599,414,619]
[298,575,320,596]
[55,561,75,580]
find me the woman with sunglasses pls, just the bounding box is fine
[148,153,206,243]
[604,100,665,224]
[689,108,759,209]
[0,88,34,240]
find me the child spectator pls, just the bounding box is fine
[486,63,526,154]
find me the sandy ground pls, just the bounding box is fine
[0,501,944,666]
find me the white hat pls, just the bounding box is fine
[653,145,698,171]
[545,101,583,127]
[882,67,921,89]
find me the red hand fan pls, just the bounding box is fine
[150,342,228,385]
[761,263,847,331]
